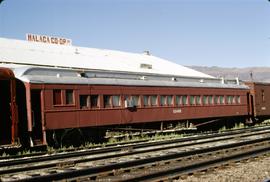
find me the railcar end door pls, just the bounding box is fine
[30,90,43,145]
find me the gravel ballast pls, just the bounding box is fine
[178,155,270,182]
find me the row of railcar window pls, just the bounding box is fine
[52,89,242,109]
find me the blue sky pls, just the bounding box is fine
[0,0,269,67]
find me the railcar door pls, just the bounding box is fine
[30,90,43,145]
[0,68,18,145]
[0,79,12,145]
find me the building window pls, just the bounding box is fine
[66,90,74,105]
[53,89,62,105]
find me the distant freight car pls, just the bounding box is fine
[245,82,270,121]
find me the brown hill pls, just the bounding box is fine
[188,66,270,83]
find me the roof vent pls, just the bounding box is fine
[171,77,177,81]
[199,79,204,83]
[56,73,61,78]
[140,76,147,80]
[77,72,87,78]
[140,63,152,69]
[143,50,151,56]
[75,48,80,54]
[235,77,239,85]
[221,77,225,84]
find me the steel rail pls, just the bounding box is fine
[1,125,269,168]
[125,144,270,182]
[2,132,270,181]
[1,128,269,176]
[0,124,268,161]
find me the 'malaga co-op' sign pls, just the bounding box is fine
[26,33,72,46]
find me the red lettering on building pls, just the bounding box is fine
[26,34,72,46]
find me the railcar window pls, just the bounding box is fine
[176,96,181,106]
[227,95,233,104]
[203,96,208,105]
[151,95,157,106]
[236,96,241,104]
[219,95,224,104]
[161,95,173,106]
[167,95,173,106]
[124,95,129,107]
[80,95,90,108]
[190,96,195,105]
[227,96,231,104]
[143,96,150,106]
[112,95,121,107]
[125,95,140,107]
[104,95,111,108]
[209,96,213,105]
[182,95,188,105]
[53,89,62,105]
[196,95,201,105]
[262,90,265,102]
[160,95,166,106]
[91,95,99,108]
[132,95,140,106]
[66,90,74,105]
[232,96,236,104]
[214,96,219,105]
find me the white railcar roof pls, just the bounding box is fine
[0,37,213,78]
[0,64,248,90]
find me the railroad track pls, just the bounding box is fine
[1,126,270,181]
[0,124,267,159]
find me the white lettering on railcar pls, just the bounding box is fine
[261,107,266,110]
[26,33,72,46]
[173,109,182,114]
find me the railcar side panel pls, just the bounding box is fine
[34,84,249,130]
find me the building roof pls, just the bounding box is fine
[0,37,213,78]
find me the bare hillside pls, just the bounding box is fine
[188,66,270,83]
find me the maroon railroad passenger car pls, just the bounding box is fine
[0,65,250,147]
